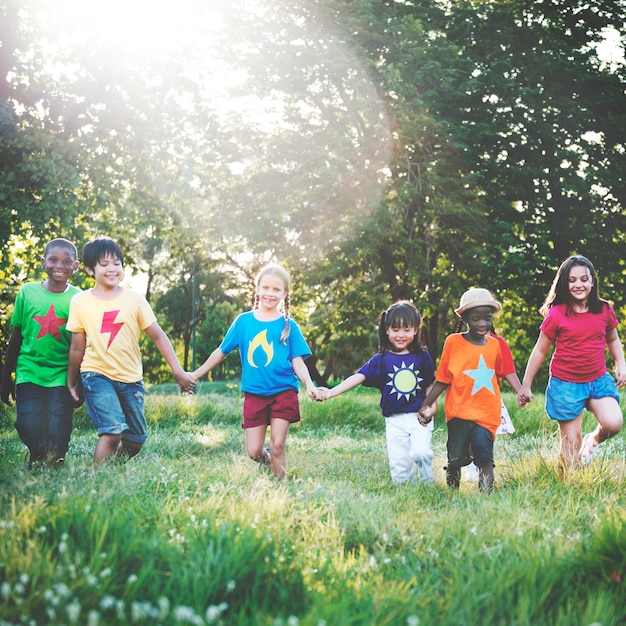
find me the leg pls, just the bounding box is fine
[581,397,623,462]
[557,414,583,470]
[116,380,148,461]
[45,386,74,463]
[586,396,623,443]
[446,419,473,489]
[407,417,434,483]
[268,418,290,480]
[118,440,143,460]
[245,424,270,463]
[385,415,417,484]
[81,372,131,465]
[470,424,495,494]
[94,434,123,463]
[14,383,47,463]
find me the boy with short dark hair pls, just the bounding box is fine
[1,238,81,467]
[66,236,195,463]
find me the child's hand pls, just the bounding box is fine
[615,364,626,389]
[176,371,197,394]
[0,375,15,407]
[311,387,330,401]
[516,386,533,407]
[418,403,435,424]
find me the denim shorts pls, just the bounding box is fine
[80,372,147,444]
[545,373,621,422]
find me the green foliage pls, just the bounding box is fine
[1,388,625,625]
[1,0,625,379]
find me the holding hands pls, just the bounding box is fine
[516,385,533,407]
[311,387,330,401]
[418,403,436,425]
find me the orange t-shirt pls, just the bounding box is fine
[435,333,505,437]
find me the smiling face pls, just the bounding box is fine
[386,324,418,354]
[462,306,495,343]
[90,254,124,290]
[567,263,593,307]
[256,273,287,313]
[41,245,78,289]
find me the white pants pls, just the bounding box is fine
[385,412,434,483]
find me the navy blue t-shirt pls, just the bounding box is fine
[358,351,435,417]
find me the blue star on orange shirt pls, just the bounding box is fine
[463,354,496,395]
[33,304,67,341]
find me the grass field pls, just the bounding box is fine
[1,384,625,626]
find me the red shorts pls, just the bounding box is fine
[242,389,301,429]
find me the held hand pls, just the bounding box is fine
[418,404,435,424]
[311,387,330,401]
[516,386,533,407]
[67,383,82,406]
[0,376,15,407]
[615,364,626,389]
[175,371,197,394]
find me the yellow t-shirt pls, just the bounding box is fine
[435,333,504,438]
[66,288,157,383]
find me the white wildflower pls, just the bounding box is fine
[100,595,117,611]
[87,609,100,626]
[66,599,81,623]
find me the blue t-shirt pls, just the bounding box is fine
[359,350,435,417]
[220,311,312,396]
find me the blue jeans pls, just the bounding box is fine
[80,372,147,444]
[15,383,74,460]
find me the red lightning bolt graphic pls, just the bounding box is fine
[101,310,124,349]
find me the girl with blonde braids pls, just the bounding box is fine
[191,264,318,479]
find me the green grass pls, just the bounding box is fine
[0,386,625,626]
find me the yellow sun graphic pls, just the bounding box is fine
[386,362,423,400]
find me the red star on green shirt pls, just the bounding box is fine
[33,304,67,341]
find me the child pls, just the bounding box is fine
[419,288,507,493]
[190,264,318,480]
[0,238,80,467]
[465,326,521,480]
[315,301,435,484]
[517,255,625,469]
[66,237,196,463]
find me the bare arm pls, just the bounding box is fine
[606,327,626,388]
[1,327,22,406]
[291,356,318,399]
[192,347,228,380]
[67,331,86,403]
[144,322,196,392]
[418,380,449,423]
[324,373,366,399]
[517,331,553,406]
[503,372,522,394]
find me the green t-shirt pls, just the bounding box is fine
[11,282,81,387]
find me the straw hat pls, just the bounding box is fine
[454,288,502,317]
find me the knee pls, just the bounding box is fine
[473,457,494,470]
[268,440,285,458]
[411,445,433,463]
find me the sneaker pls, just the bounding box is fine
[464,462,480,482]
[258,447,271,472]
[580,433,597,465]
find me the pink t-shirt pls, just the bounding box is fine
[540,302,618,383]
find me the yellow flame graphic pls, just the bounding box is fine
[247,330,274,368]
